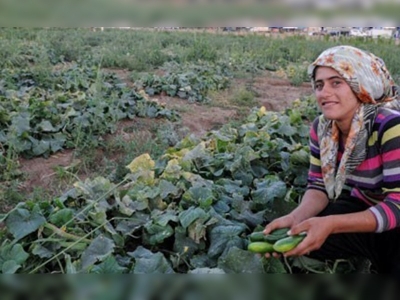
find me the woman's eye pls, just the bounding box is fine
[314,83,323,90]
[332,81,342,87]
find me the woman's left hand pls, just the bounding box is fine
[282,216,333,257]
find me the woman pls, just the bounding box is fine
[263,45,400,274]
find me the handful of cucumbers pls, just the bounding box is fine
[247,227,306,254]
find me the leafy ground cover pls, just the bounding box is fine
[0,100,319,274]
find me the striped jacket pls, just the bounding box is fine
[307,107,400,232]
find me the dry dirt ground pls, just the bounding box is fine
[16,72,313,197]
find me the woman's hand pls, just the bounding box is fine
[262,214,297,258]
[262,189,330,259]
[263,214,296,236]
[281,216,333,257]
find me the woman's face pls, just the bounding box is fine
[314,66,361,129]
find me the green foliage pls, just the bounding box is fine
[286,64,309,87]
[136,61,231,103]
[0,65,179,158]
[0,100,323,274]
[231,88,257,107]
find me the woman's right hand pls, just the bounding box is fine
[262,214,297,258]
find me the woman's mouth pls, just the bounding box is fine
[322,101,338,107]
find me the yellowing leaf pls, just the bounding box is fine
[126,154,155,185]
[160,159,182,180]
[126,153,155,173]
[257,106,267,117]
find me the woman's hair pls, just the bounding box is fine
[307,45,398,106]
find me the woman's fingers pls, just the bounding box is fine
[264,252,281,259]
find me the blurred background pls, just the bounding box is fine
[1,0,400,27]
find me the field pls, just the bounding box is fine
[0,28,399,273]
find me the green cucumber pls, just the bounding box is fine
[270,227,290,236]
[264,227,290,243]
[272,234,305,253]
[247,241,274,254]
[249,231,266,242]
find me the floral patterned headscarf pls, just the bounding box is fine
[308,45,399,200]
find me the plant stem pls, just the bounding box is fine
[43,223,91,243]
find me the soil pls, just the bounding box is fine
[15,71,313,198]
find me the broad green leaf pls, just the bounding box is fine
[91,255,127,274]
[73,177,115,201]
[181,186,214,209]
[152,209,178,227]
[251,176,287,206]
[291,256,329,274]
[88,210,107,226]
[293,167,309,186]
[218,247,264,274]
[231,170,253,187]
[32,244,54,258]
[2,260,19,274]
[115,212,150,235]
[81,235,115,269]
[0,243,29,274]
[6,206,46,240]
[144,105,158,118]
[182,141,207,161]
[208,225,245,259]
[216,178,249,196]
[173,226,200,258]
[10,137,31,152]
[278,123,297,137]
[229,208,265,228]
[181,172,213,188]
[1,243,29,265]
[250,159,269,178]
[36,120,56,132]
[229,156,254,186]
[211,127,238,142]
[130,246,174,274]
[31,138,51,156]
[238,122,258,136]
[65,254,77,274]
[297,124,311,137]
[158,179,180,199]
[120,189,149,215]
[50,133,67,153]
[213,200,230,214]
[280,151,291,172]
[264,198,298,224]
[49,208,74,227]
[190,253,218,269]
[12,112,31,136]
[264,257,287,274]
[143,224,174,246]
[178,207,208,229]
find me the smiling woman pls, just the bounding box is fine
[263,45,400,274]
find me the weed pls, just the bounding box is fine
[0,145,21,181]
[0,181,25,212]
[231,88,257,107]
